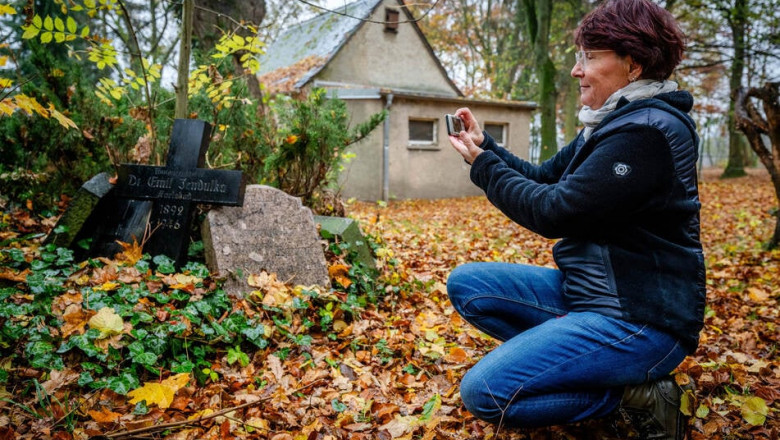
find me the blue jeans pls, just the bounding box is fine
[446,262,687,428]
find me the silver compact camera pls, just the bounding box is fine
[445,114,464,136]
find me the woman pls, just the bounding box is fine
[446,0,704,439]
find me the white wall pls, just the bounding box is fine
[337,95,533,200]
[318,0,459,96]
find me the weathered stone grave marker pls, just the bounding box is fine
[101,119,244,265]
[202,185,329,296]
[314,215,375,270]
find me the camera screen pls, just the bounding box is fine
[452,117,463,132]
[446,114,464,135]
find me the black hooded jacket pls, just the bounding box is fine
[470,91,706,352]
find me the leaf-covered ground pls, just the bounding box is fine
[0,169,778,440]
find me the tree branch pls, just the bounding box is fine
[117,0,158,149]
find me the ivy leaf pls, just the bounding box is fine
[226,346,249,367]
[106,372,140,395]
[331,398,347,413]
[153,254,176,274]
[171,359,194,373]
[133,401,149,415]
[78,372,94,387]
[133,351,158,366]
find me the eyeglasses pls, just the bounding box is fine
[574,49,613,67]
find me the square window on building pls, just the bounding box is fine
[484,123,507,147]
[385,8,399,32]
[408,119,436,146]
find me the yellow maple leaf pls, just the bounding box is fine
[128,373,190,409]
[47,104,78,129]
[0,98,15,116]
[0,4,16,15]
[87,307,124,338]
[97,281,121,291]
[115,238,143,265]
[14,94,47,116]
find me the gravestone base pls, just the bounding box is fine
[88,197,152,259]
[202,185,329,296]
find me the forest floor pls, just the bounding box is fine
[0,168,777,440]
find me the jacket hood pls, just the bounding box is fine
[608,90,697,141]
[654,90,694,113]
[616,90,694,114]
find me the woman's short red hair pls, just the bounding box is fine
[574,0,686,80]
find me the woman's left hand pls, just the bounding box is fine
[449,131,484,164]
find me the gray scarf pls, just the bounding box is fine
[578,79,679,139]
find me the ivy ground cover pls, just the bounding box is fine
[0,169,777,440]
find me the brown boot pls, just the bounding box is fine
[620,377,689,440]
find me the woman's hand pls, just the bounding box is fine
[448,107,484,164]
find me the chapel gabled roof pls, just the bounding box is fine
[257,0,462,96]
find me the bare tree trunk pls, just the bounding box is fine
[562,53,579,141]
[722,0,748,178]
[522,0,558,162]
[561,0,586,141]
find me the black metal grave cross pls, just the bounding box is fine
[113,119,245,266]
